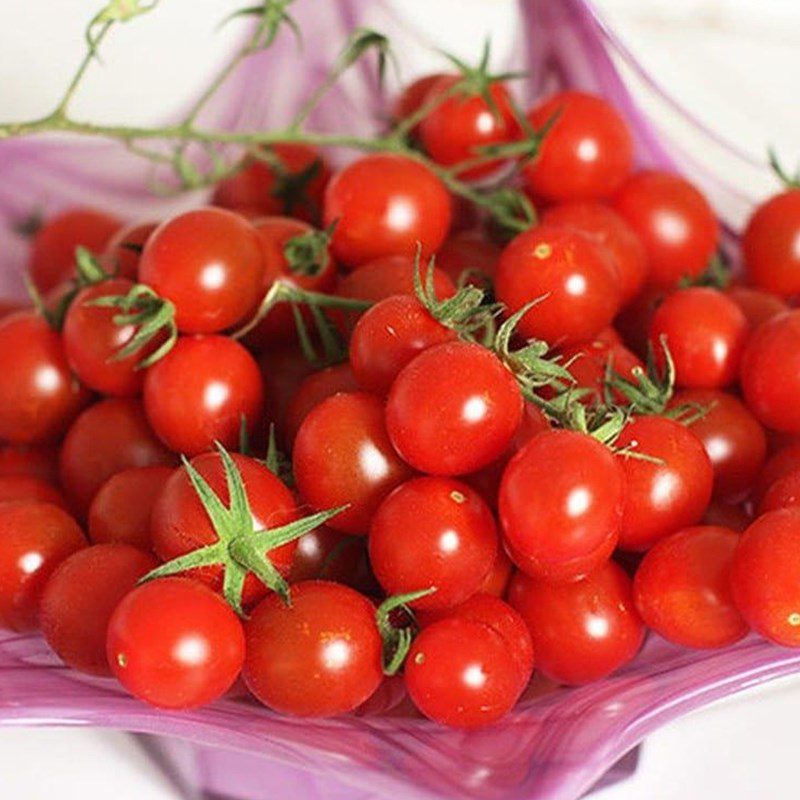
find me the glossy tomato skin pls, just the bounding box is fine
[499,430,624,581]
[0,502,86,631]
[88,465,175,550]
[293,392,413,534]
[0,444,59,485]
[349,295,456,396]
[543,202,647,307]
[702,500,752,533]
[742,190,800,298]
[139,208,265,334]
[143,335,264,456]
[392,73,449,126]
[107,577,245,709]
[100,221,158,281]
[405,617,523,728]
[495,225,621,346]
[40,544,158,675]
[323,154,451,268]
[633,525,747,649]
[369,477,498,611]
[28,208,121,293]
[508,561,645,685]
[151,452,298,606]
[0,312,90,444]
[740,310,800,433]
[523,91,634,203]
[730,508,800,647]
[615,416,714,551]
[612,171,719,289]
[244,580,383,717]
[669,390,766,502]
[287,526,366,587]
[760,469,800,514]
[555,338,643,405]
[649,287,748,389]
[477,548,515,597]
[386,341,523,476]
[434,230,500,289]
[726,285,789,330]
[419,77,520,179]
[752,443,800,509]
[0,475,66,508]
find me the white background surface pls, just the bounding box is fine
[1,1,800,798]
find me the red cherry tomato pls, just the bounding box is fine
[508,560,645,685]
[759,469,800,514]
[323,154,451,268]
[293,392,413,534]
[742,189,800,298]
[107,577,245,709]
[730,508,800,647]
[139,208,265,334]
[287,526,366,586]
[40,543,158,675]
[419,77,520,179]
[615,416,713,551]
[434,230,500,289]
[495,225,621,346]
[386,341,523,476]
[100,221,158,281]
[392,73,449,129]
[612,171,719,289]
[260,344,316,437]
[369,477,498,611]
[543,202,648,306]
[143,335,264,456]
[0,444,59,485]
[669,390,766,501]
[523,91,634,203]
[0,311,90,444]
[753,442,800,509]
[0,502,86,631]
[633,525,748,649]
[405,617,524,728]
[349,294,456,396]
[88,465,175,550]
[740,310,800,433]
[0,475,66,508]
[28,208,121,293]
[499,430,624,581]
[702,499,752,532]
[59,398,176,518]
[649,287,748,389]
[477,548,515,597]
[151,451,298,607]
[244,580,383,717]
[726,285,789,330]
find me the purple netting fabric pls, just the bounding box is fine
[0,1,790,799]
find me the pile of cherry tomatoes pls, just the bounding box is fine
[2,68,800,731]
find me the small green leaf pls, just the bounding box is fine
[215,442,253,535]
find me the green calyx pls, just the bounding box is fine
[768,147,800,190]
[608,335,675,416]
[282,222,334,278]
[375,588,436,676]
[679,253,731,290]
[139,442,346,617]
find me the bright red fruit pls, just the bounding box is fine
[759,469,800,514]
[0,444,59,485]
[100,221,158,281]
[0,476,66,508]
[434,230,500,289]
[726,286,789,330]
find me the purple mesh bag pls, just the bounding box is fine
[0,2,793,799]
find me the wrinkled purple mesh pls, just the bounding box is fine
[0,1,789,799]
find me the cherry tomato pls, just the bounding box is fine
[758,469,800,514]
[212,143,330,223]
[633,525,747,649]
[753,442,800,508]
[386,341,523,476]
[508,560,645,685]
[614,285,663,359]
[730,508,800,647]
[543,202,648,306]
[243,580,383,716]
[59,398,175,518]
[726,285,789,330]
[495,225,621,346]
[0,475,66,508]
[0,311,90,444]
[293,392,413,534]
[349,294,456,396]
[369,477,498,611]
[740,310,800,433]
[612,171,719,289]
[288,526,365,586]
[434,230,500,289]
[0,444,59,485]
[742,189,800,298]
[151,452,298,606]
[40,544,158,675]
[392,73,448,129]
[669,389,766,501]
[702,500,752,532]
[499,430,624,581]
[419,77,519,179]
[28,208,121,293]
[100,221,158,281]
[649,287,748,389]
[0,299,30,319]
[323,154,451,268]
[260,344,316,437]
[143,335,264,455]
[477,548,514,597]
[615,416,713,551]
[88,465,175,550]
[139,208,265,334]
[107,577,245,709]
[0,502,86,631]
[523,91,633,202]
[405,617,524,728]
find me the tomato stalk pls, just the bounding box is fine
[375,588,435,676]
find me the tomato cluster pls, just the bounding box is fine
[3,63,800,733]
